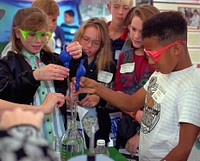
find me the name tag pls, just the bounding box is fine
[115,50,122,60]
[152,85,166,104]
[120,63,135,73]
[97,70,113,83]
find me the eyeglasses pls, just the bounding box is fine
[81,35,101,48]
[19,29,52,43]
[144,40,186,62]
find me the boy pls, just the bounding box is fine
[60,10,80,45]
[107,0,134,64]
[77,11,200,161]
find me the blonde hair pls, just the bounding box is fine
[11,7,52,55]
[32,0,59,16]
[109,0,134,6]
[73,18,114,71]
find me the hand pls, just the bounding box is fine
[0,108,44,130]
[135,110,143,123]
[72,77,97,94]
[66,41,82,59]
[125,133,140,157]
[33,64,69,81]
[79,94,100,107]
[41,93,65,114]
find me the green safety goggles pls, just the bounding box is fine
[19,28,52,43]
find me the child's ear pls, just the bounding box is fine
[172,42,183,56]
[14,28,21,39]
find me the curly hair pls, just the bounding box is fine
[142,11,187,45]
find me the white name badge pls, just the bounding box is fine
[115,50,122,60]
[152,85,166,104]
[120,63,135,74]
[97,70,113,83]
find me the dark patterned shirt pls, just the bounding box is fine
[0,125,56,161]
[114,49,155,95]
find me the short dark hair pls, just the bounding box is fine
[142,11,187,44]
[64,10,74,17]
[194,9,198,13]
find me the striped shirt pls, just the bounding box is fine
[140,66,200,160]
[60,22,79,45]
[23,50,65,150]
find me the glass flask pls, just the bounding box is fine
[60,118,84,161]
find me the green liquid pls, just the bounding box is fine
[60,138,84,161]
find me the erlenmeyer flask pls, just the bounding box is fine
[60,118,84,161]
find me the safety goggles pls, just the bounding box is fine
[19,28,52,43]
[144,40,186,62]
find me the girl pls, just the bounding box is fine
[0,7,83,149]
[1,0,60,57]
[73,18,116,147]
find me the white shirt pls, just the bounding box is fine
[139,66,200,161]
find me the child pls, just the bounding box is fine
[73,18,116,148]
[115,5,159,156]
[77,11,200,161]
[31,0,59,51]
[106,0,134,142]
[1,0,60,56]
[60,10,80,45]
[107,0,134,64]
[32,0,59,34]
[0,7,83,149]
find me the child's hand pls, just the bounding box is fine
[79,95,100,108]
[66,41,82,59]
[0,108,44,130]
[41,93,65,114]
[33,64,69,81]
[125,133,140,157]
[72,77,98,95]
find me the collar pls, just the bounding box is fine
[22,50,40,60]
